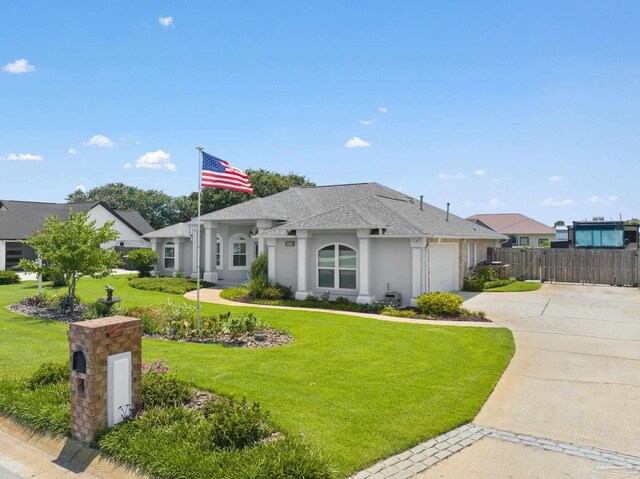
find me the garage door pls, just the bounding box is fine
[428,243,459,292]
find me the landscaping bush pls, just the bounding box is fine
[203,396,272,449]
[416,292,463,317]
[128,249,159,278]
[0,270,20,285]
[462,276,485,292]
[128,277,210,295]
[81,300,113,320]
[126,305,168,334]
[249,252,269,280]
[219,286,250,302]
[27,361,69,389]
[141,360,193,409]
[380,306,418,318]
[483,277,516,290]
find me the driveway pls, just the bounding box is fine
[415,284,640,478]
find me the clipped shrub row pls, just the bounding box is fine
[0,270,20,285]
[128,277,212,295]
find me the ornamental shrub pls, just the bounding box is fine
[203,396,272,449]
[416,292,463,317]
[380,306,417,318]
[141,362,192,409]
[483,277,516,290]
[27,362,68,390]
[0,271,20,285]
[249,252,269,280]
[128,249,159,278]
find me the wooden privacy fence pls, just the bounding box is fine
[487,248,639,286]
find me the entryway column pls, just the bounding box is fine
[356,229,375,304]
[0,240,5,271]
[256,220,273,255]
[266,238,276,279]
[203,222,219,283]
[410,237,428,307]
[149,239,161,273]
[294,230,311,300]
[190,224,199,279]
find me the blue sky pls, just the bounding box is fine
[2,1,639,225]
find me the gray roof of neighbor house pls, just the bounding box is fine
[466,213,555,235]
[143,222,192,239]
[0,200,154,239]
[195,183,504,239]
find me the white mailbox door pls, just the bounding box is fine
[107,351,132,427]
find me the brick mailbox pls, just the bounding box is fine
[68,316,142,443]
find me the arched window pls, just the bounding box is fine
[216,234,222,269]
[508,235,518,246]
[164,242,175,269]
[318,244,357,289]
[229,234,248,269]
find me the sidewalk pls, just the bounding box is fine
[0,417,145,479]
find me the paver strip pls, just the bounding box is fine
[347,424,640,479]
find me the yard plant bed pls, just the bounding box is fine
[381,306,491,322]
[145,328,292,348]
[0,275,515,476]
[129,276,213,295]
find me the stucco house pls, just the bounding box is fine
[467,213,555,247]
[0,200,154,271]
[145,183,504,306]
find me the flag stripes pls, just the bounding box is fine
[201,151,253,194]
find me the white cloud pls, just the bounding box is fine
[549,175,563,182]
[588,195,601,204]
[491,178,499,183]
[541,197,575,207]
[85,134,115,148]
[75,184,86,193]
[345,136,370,148]
[608,195,618,202]
[438,172,466,181]
[474,169,486,176]
[124,162,132,169]
[485,198,505,210]
[3,59,36,74]
[378,107,388,113]
[5,153,43,161]
[159,16,174,28]
[360,119,374,126]
[135,150,176,171]
[68,148,77,155]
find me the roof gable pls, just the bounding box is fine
[466,213,555,235]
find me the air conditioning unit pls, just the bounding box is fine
[382,291,401,307]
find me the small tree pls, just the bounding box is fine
[19,209,121,313]
[128,249,159,278]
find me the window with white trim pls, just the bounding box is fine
[230,234,248,268]
[164,242,175,269]
[318,244,357,289]
[519,237,529,246]
[216,234,222,268]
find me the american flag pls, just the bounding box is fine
[201,151,254,194]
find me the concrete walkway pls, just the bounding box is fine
[363,283,640,479]
[183,287,501,328]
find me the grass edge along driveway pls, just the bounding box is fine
[0,276,515,476]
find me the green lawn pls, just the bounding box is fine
[485,281,542,292]
[0,276,514,476]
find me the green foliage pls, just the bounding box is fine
[462,276,485,292]
[260,286,290,300]
[477,268,496,283]
[126,305,167,334]
[625,218,640,226]
[127,249,159,278]
[129,277,208,295]
[485,281,542,292]
[483,277,516,290]
[245,275,291,301]
[0,271,20,285]
[380,306,417,318]
[27,361,68,389]
[203,396,272,449]
[98,407,336,479]
[416,292,463,317]
[81,300,113,320]
[249,252,269,280]
[18,209,120,313]
[141,371,193,409]
[219,287,250,302]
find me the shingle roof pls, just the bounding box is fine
[143,222,191,239]
[115,210,154,235]
[197,183,503,240]
[0,200,153,239]
[466,213,555,235]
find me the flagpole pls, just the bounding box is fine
[196,145,204,328]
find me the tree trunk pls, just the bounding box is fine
[69,276,76,314]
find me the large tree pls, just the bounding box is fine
[19,210,121,313]
[67,183,185,230]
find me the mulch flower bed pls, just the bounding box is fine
[7,303,292,348]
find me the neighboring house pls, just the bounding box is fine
[466,213,555,247]
[0,200,154,271]
[145,183,505,306]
